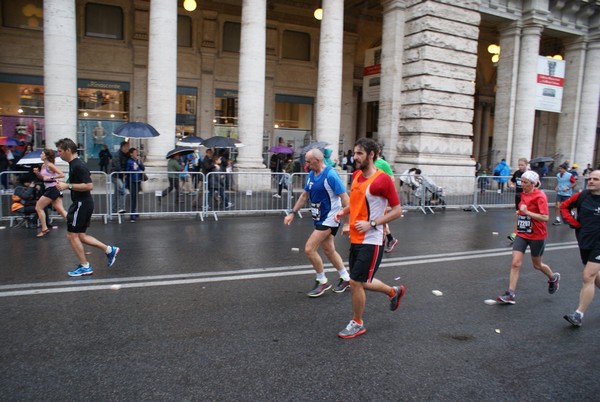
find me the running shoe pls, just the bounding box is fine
[389,285,405,311]
[332,278,350,293]
[552,218,561,226]
[338,320,366,339]
[307,281,332,297]
[507,233,516,242]
[107,246,120,268]
[563,312,582,327]
[68,265,93,277]
[497,291,516,304]
[272,194,282,198]
[385,238,399,253]
[548,273,560,294]
[225,202,234,209]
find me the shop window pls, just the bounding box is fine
[85,3,123,40]
[1,0,43,30]
[274,95,313,129]
[282,30,310,61]
[176,87,197,137]
[223,21,241,53]
[77,87,128,121]
[178,15,192,47]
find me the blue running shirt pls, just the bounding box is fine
[304,166,346,227]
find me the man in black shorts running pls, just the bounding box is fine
[55,138,120,277]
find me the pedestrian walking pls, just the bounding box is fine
[334,138,405,339]
[54,138,120,277]
[552,163,577,225]
[496,170,560,304]
[284,148,351,297]
[560,170,600,327]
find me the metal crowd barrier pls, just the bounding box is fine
[0,170,109,227]
[2,170,589,224]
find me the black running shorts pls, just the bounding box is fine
[67,200,94,233]
[349,243,384,283]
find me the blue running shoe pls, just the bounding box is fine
[68,265,93,277]
[107,246,120,268]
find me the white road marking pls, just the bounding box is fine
[0,241,579,298]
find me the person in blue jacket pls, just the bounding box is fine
[493,158,511,193]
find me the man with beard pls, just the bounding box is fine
[334,138,405,339]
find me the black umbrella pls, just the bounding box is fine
[529,156,554,164]
[113,122,160,138]
[166,147,195,159]
[176,135,204,147]
[201,136,242,149]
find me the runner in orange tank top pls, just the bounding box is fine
[334,138,406,339]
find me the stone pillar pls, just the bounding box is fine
[491,22,521,167]
[472,101,483,163]
[555,38,587,164]
[575,36,600,167]
[340,33,358,156]
[146,0,177,164]
[199,11,218,139]
[510,22,544,164]
[396,1,479,177]
[480,102,492,169]
[235,0,267,169]
[43,0,77,146]
[315,0,344,158]
[378,0,406,169]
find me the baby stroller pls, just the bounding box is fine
[414,175,446,207]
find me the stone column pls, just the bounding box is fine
[555,38,586,164]
[235,0,267,169]
[43,0,77,146]
[472,101,483,163]
[480,102,492,169]
[199,11,218,139]
[510,21,544,163]
[315,0,344,158]
[146,0,177,164]
[575,36,600,167]
[378,0,406,168]
[396,1,479,177]
[491,22,521,167]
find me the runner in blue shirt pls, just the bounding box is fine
[284,148,351,297]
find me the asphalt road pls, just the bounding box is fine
[1,209,598,401]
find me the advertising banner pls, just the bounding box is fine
[362,47,381,103]
[535,56,565,113]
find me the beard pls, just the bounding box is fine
[356,158,370,171]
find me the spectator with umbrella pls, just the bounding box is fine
[126,147,145,222]
[110,141,130,214]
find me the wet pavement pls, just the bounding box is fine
[1,209,598,400]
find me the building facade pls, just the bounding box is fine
[0,0,598,174]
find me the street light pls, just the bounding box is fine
[183,0,197,12]
[314,7,323,20]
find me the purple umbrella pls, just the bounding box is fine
[268,145,294,154]
[0,136,19,146]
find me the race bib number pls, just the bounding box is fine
[310,202,321,221]
[517,215,533,234]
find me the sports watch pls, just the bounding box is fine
[68,184,73,190]
[370,220,377,228]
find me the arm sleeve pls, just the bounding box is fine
[370,174,401,207]
[560,192,581,228]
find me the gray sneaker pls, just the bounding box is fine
[390,285,405,311]
[497,291,516,304]
[548,273,560,294]
[332,278,350,293]
[338,320,366,339]
[564,312,582,327]
[307,281,331,297]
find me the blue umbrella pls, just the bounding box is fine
[113,122,160,138]
[0,136,19,146]
[16,149,66,165]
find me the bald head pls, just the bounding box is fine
[306,148,324,161]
